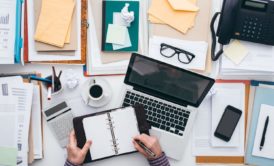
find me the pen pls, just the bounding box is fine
[29,76,52,84]
[260,116,269,151]
[52,66,56,92]
[47,87,52,100]
[136,140,156,158]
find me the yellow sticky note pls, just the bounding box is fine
[168,0,199,12]
[148,0,198,34]
[35,0,75,47]
[224,40,249,65]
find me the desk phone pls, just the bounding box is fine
[211,0,274,61]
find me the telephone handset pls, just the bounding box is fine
[211,0,274,61]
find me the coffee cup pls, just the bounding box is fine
[88,84,104,101]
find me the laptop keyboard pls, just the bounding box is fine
[122,91,190,136]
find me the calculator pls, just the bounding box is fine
[43,101,74,147]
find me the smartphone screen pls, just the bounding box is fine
[214,105,242,142]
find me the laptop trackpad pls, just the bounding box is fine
[150,129,162,139]
[150,129,183,160]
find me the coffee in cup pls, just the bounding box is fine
[89,84,104,100]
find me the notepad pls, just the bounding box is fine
[252,104,274,159]
[83,107,140,160]
[34,0,75,47]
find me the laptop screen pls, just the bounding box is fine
[124,54,215,107]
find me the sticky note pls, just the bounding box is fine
[112,28,132,50]
[35,0,75,47]
[224,40,249,65]
[106,24,127,45]
[0,147,17,166]
[168,0,199,12]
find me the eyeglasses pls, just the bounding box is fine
[160,43,195,64]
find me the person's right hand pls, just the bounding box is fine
[133,134,163,159]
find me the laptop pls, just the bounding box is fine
[121,54,215,160]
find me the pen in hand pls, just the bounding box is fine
[260,116,269,151]
[135,140,156,158]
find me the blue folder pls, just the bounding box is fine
[245,86,274,166]
[14,0,24,64]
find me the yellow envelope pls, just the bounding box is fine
[148,0,198,34]
[168,0,199,12]
[35,0,75,47]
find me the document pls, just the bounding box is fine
[149,36,208,71]
[0,0,16,64]
[0,96,18,166]
[31,85,43,159]
[0,78,34,166]
[252,104,274,159]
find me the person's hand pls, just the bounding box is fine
[66,130,92,165]
[133,134,163,159]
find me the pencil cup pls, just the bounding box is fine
[43,75,63,96]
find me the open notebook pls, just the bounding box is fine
[73,105,150,163]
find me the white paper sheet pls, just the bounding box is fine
[211,83,245,147]
[31,85,43,159]
[252,104,274,159]
[0,0,16,64]
[0,96,18,148]
[149,36,208,71]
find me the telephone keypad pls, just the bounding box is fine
[239,16,268,41]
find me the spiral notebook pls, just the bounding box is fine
[73,105,150,163]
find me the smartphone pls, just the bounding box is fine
[214,105,242,142]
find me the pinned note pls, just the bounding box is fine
[224,40,249,65]
[106,24,127,45]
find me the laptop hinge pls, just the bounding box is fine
[133,87,188,107]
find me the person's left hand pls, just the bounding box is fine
[66,130,92,165]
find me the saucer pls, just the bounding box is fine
[80,78,112,108]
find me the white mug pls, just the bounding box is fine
[88,84,104,101]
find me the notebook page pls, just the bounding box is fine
[83,114,114,160]
[111,107,140,154]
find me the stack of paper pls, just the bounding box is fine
[148,0,199,34]
[220,40,274,77]
[27,0,82,62]
[0,76,44,166]
[34,0,75,48]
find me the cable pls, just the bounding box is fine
[210,12,224,61]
